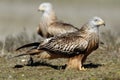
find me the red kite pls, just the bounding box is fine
[37,2,79,38]
[16,17,105,70]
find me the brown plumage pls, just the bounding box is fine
[16,17,105,70]
[37,2,79,38]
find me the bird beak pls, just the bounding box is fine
[38,7,44,12]
[103,22,105,26]
[102,23,105,26]
[38,9,44,12]
[99,21,105,26]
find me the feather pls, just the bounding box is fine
[16,42,40,51]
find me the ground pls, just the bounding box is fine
[0,46,120,80]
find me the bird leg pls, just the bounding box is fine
[27,56,34,66]
[82,52,91,64]
[82,55,87,64]
[66,54,85,70]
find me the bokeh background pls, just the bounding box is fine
[0,0,120,40]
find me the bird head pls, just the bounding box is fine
[89,16,105,27]
[38,2,53,12]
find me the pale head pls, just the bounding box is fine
[38,2,53,12]
[89,16,105,27]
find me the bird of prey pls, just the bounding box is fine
[24,2,79,65]
[16,17,105,70]
[37,2,79,38]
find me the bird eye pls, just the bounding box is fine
[94,19,98,22]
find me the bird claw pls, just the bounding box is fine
[79,67,87,71]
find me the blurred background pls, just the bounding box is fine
[0,0,120,40]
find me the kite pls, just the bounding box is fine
[37,2,79,38]
[16,17,105,70]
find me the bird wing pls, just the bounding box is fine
[37,24,43,37]
[47,22,79,36]
[38,34,88,55]
[37,23,50,38]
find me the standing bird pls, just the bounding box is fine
[15,2,79,65]
[37,2,79,38]
[16,17,105,70]
[22,2,79,65]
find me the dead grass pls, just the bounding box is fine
[0,28,39,53]
[0,30,120,80]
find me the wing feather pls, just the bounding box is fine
[47,22,79,36]
[38,36,88,55]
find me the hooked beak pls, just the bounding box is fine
[102,23,105,26]
[103,22,105,26]
[38,7,44,12]
[38,9,44,12]
[99,21,105,26]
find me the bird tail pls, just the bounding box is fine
[10,49,43,59]
[16,49,42,57]
[16,42,40,51]
[9,42,42,59]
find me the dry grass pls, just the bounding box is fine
[0,28,39,53]
[0,30,120,80]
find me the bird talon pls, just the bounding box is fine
[79,67,87,71]
[81,67,87,70]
